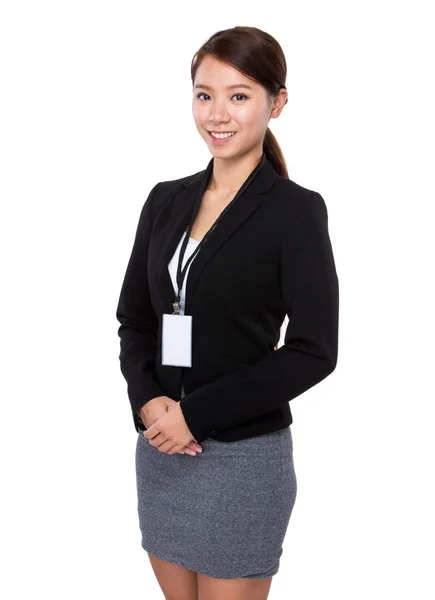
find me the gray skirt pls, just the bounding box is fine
[135,425,297,579]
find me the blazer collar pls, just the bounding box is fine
[157,152,278,314]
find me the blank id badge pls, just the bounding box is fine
[162,313,193,367]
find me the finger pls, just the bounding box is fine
[168,442,191,455]
[178,447,196,455]
[147,431,165,447]
[143,424,155,439]
[175,444,196,456]
[182,448,197,456]
[188,442,203,453]
[156,440,177,454]
[183,444,199,455]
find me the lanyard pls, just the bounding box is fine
[172,152,266,314]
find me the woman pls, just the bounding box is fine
[116,26,339,600]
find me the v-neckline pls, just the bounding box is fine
[185,230,201,244]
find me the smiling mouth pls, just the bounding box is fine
[207,131,237,139]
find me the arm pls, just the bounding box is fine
[116,182,165,430]
[179,191,339,443]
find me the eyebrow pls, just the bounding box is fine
[194,83,253,91]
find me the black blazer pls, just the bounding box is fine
[116,153,339,443]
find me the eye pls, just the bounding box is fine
[196,93,249,101]
[232,93,248,101]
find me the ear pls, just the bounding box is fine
[270,88,288,118]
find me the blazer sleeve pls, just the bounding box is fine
[116,182,165,430]
[179,190,339,443]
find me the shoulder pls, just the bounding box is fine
[154,165,206,197]
[271,175,328,226]
[146,166,205,208]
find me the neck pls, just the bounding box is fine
[207,150,263,195]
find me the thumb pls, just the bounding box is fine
[166,400,179,411]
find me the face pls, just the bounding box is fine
[192,55,286,159]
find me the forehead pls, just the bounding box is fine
[194,56,260,91]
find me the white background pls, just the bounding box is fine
[1,1,434,598]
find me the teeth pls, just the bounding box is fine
[210,131,236,139]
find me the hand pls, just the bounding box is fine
[139,397,202,456]
[143,402,198,455]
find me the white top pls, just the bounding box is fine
[167,231,200,315]
[167,231,200,398]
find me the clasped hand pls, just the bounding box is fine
[143,401,201,455]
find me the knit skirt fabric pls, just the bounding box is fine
[135,417,297,580]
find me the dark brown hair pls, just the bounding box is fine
[191,26,289,178]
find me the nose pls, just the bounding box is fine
[208,100,231,125]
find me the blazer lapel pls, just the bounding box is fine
[157,152,278,315]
